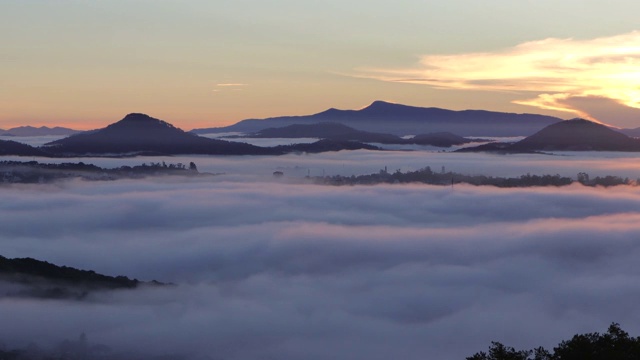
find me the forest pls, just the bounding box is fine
[314,166,633,188]
[468,323,640,360]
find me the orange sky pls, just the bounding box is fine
[3,1,640,130]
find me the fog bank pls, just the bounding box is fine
[1,175,640,359]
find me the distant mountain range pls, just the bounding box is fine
[240,122,477,147]
[3,109,640,157]
[192,100,564,137]
[0,113,376,157]
[459,119,640,153]
[0,126,79,137]
[4,102,640,141]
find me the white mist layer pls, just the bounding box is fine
[1,160,640,359]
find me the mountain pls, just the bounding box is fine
[511,118,640,151]
[192,101,563,137]
[1,126,80,137]
[244,122,476,147]
[44,113,267,156]
[41,113,379,156]
[247,122,403,143]
[0,139,51,157]
[459,119,640,152]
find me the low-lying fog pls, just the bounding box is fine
[5,148,640,180]
[2,150,640,359]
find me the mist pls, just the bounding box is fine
[2,151,640,359]
[5,147,640,181]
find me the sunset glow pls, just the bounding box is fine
[4,1,640,129]
[356,32,640,126]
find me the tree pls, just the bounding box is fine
[553,323,640,360]
[466,342,532,360]
[468,323,640,360]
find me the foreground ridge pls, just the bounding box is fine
[0,255,167,300]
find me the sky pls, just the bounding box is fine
[3,1,640,130]
[3,152,640,359]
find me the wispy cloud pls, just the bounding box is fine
[354,31,640,126]
[213,83,248,93]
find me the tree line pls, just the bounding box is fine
[313,167,635,188]
[468,323,640,360]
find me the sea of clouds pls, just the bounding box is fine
[2,151,640,359]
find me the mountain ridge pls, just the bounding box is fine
[1,125,80,137]
[0,254,166,299]
[192,101,564,137]
[44,113,271,156]
[0,139,51,157]
[458,118,640,153]
[38,113,378,156]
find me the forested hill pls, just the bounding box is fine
[0,255,166,299]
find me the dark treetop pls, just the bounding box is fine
[0,255,166,300]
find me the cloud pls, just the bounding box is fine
[213,83,248,94]
[556,95,640,128]
[2,151,640,359]
[354,31,640,127]
[5,149,640,189]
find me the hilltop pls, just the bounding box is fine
[459,118,640,153]
[0,139,51,157]
[44,113,265,156]
[41,113,375,156]
[511,118,640,151]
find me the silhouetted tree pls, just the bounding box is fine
[553,323,640,360]
[466,342,532,360]
[467,323,640,360]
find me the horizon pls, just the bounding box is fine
[4,2,640,130]
[0,99,575,132]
